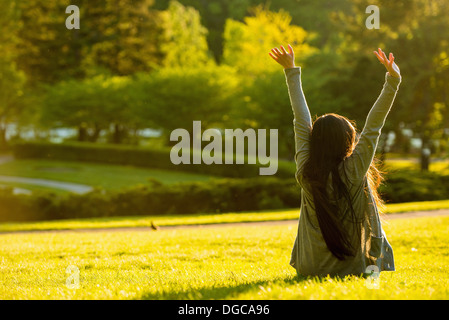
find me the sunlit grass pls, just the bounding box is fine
[384,158,449,174]
[0,216,448,299]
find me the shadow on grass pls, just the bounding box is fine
[140,272,352,300]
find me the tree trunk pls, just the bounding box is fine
[78,124,88,142]
[112,123,125,144]
[89,123,102,142]
[0,125,8,151]
[420,135,431,171]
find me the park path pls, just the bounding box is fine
[0,153,93,194]
[2,209,449,235]
[0,175,93,194]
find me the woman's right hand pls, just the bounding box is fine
[269,44,295,69]
[374,48,401,78]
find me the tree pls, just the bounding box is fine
[0,60,26,150]
[40,75,134,143]
[222,5,317,77]
[80,0,163,76]
[0,1,26,150]
[16,0,163,84]
[153,0,252,63]
[332,0,449,169]
[133,65,240,142]
[158,1,214,68]
[16,0,83,84]
[221,5,318,157]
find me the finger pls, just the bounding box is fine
[389,54,394,67]
[274,47,282,55]
[280,45,287,54]
[271,48,280,57]
[378,48,387,64]
[374,51,383,63]
[381,50,389,63]
[268,52,278,60]
[287,44,293,54]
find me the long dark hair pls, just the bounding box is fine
[302,113,383,260]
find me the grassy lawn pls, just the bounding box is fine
[0,215,448,299]
[384,158,449,174]
[1,199,449,233]
[0,159,213,191]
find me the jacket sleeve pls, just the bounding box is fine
[346,72,401,182]
[284,67,312,181]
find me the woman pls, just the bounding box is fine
[269,45,401,277]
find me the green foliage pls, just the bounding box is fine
[229,70,296,156]
[133,64,240,134]
[17,0,162,83]
[4,0,448,167]
[38,63,241,142]
[159,1,214,68]
[38,75,138,142]
[0,1,27,149]
[337,0,449,165]
[0,60,26,123]
[222,5,316,76]
[381,169,449,203]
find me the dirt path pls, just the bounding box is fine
[2,209,449,235]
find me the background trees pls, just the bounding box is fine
[335,0,449,169]
[2,0,448,167]
[0,1,26,150]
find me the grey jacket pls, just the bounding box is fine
[284,67,401,277]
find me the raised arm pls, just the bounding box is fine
[347,48,402,181]
[269,45,312,179]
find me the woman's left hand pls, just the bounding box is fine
[269,44,295,69]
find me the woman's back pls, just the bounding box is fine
[295,161,385,277]
[276,48,401,277]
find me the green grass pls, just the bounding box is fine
[1,199,449,233]
[1,215,448,299]
[0,159,213,191]
[384,158,449,174]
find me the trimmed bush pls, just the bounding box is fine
[380,169,449,203]
[0,177,301,223]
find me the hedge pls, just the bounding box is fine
[0,177,301,223]
[11,142,296,179]
[380,169,449,203]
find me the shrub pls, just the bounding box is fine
[380,169,449,203]
[0,177,301,223]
